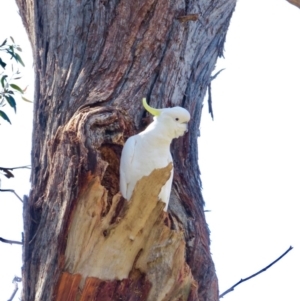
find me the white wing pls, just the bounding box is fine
[120,136,137,199]
[120,132,174,211]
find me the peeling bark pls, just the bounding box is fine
[57,164,195,301]
[16,0,237,300]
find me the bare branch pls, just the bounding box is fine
[12,276,22,283]
[219,246,293,298]
[0,189,23,202]
[0,237,23,245]
[207,83,214,120]
[211,68,225,82]
[7,276,22,301]
[0,165,31,170]
[207,69,225,120]
[7,283,18,301]
[0,165,31,178]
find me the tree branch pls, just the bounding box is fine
[0,237,23,245]
[0,165,31,178]
[219,246,293,298]
[7,283,18,301]
[207,69,225,120]
[0,189,23,202]
[207,83,214,120]
[7,276,22,301]
[0,165,31,170]
[286,0,300,9]
[211,68,225,82]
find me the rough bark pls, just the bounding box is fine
[16,0,237,300]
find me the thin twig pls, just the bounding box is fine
[7,283,18,301]
[207,69,225,120]
[7,276,22,301]
[0,165,31,178]
[207,83,214,120]
[210,68,225,82]
[219,246,293,298]
[0,237,23,245]
[12,276,22,282]
[0,165,31,170]
[0,189,23,202]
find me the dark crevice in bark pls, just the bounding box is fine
[144,8,176,105]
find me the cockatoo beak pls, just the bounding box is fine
[142,98,161,116]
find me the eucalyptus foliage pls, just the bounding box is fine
[0,37,29,124]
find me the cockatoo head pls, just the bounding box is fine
[142,98,190,139]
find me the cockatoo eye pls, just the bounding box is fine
[175,118,179,121]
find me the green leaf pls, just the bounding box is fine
[1,75,8,88]
[0,58,6,69]
[14,53,25,67]
[9,45,15,53]
[22,96,32,103]
[5,95,16,112]
[10,36,15,43]
[10,83,23,94]
[16,47,22,52]
[0,39,7,47]
[0,110,11,123]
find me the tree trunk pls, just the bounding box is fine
[16,0,236,300]
[286,0,300,8]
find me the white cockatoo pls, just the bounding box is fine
[119,98,190,210]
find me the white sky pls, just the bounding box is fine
[0,0,299,300]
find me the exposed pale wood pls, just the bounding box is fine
[65,166,171,281]
[61,164,196,300]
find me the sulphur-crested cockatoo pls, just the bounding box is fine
[120,98,190,210]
